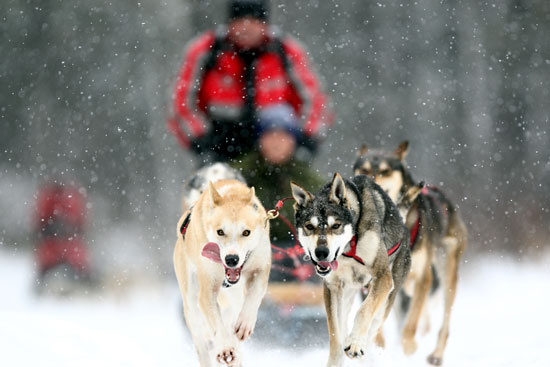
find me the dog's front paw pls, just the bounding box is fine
[402,335,418,355]
[216,346,240,366]
[234,311,257,341]
[402,326,418,355]
[343,335,367,359]
[374,329,386,348]
[427,353,443,366]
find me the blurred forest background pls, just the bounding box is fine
[1,0,549,278]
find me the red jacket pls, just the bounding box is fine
[168,27,333,150]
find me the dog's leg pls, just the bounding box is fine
[374,286,396,349]
[402,263,432,354]
[197,271,239,366]
[324,283,345,367]
[366,301,386,346]
[428,235,463,366]
[184,300,215,367]
[234,267,270,341]
[344,267,393,360]
[182,296,215,367]
[339,287,355,343]
[401,245,432,355]
[375,256,411,349]
[175,251,215,367]
[419,293,432,336]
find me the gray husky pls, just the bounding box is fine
[354,141,468,366]
[291,173,411,367]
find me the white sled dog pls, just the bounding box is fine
[173,179,271,367]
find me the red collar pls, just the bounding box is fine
[343,235,402,266]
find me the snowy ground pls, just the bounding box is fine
[1,249,549,367]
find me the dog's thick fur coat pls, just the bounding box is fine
[291,173,411,367]
[173,179,271,367]
[354,142,468,366]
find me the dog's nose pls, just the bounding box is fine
[225,254,240,268]
[315,246,330,261]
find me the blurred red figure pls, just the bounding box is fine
[35,182,91,282]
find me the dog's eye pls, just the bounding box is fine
[361,169,370,175]
[242,229,250,237]
[305,224,315,231]
[217,229,225,236]
[332,223,341,230]
[379,169,391,176]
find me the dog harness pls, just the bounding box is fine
[342,235,402,265]
[180,212,191,238]
[408,184,450,251]
[409,212,421,250]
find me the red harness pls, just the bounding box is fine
[180,212,191,237]
[342,235,402,265]
[409,211,421,250]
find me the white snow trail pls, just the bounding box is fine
[0,250,548,367]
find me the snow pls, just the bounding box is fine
[1,250,549,367]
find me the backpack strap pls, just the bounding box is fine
[203,26,227,72]
[266,27,290,74]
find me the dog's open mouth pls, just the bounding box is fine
[224,266,242,285]
[312,259,339,276]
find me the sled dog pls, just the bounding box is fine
[354,141,467,366]
[181,162,245,213]
[173,179,271,367]
[291,173,411,367]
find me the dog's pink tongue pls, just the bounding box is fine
[318,260,338,271]
[201,242,222,264]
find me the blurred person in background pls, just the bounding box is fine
[34,181,92,294]
[168,0,334,284]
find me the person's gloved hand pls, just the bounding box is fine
[259,129,296,165]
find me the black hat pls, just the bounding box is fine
[229,0,269,21]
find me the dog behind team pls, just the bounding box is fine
[354,141,467,366]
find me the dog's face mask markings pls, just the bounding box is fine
[354,143,408,202]
[291,175,355,277]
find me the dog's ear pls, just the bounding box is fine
[246,186,255,203]
[209,181,223,206]
[291,181,313,207]
[398,181,424,209]
[394,141,409,161]
[405,182,424,202]
[329,173,348,206]
[357,144,368,157]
